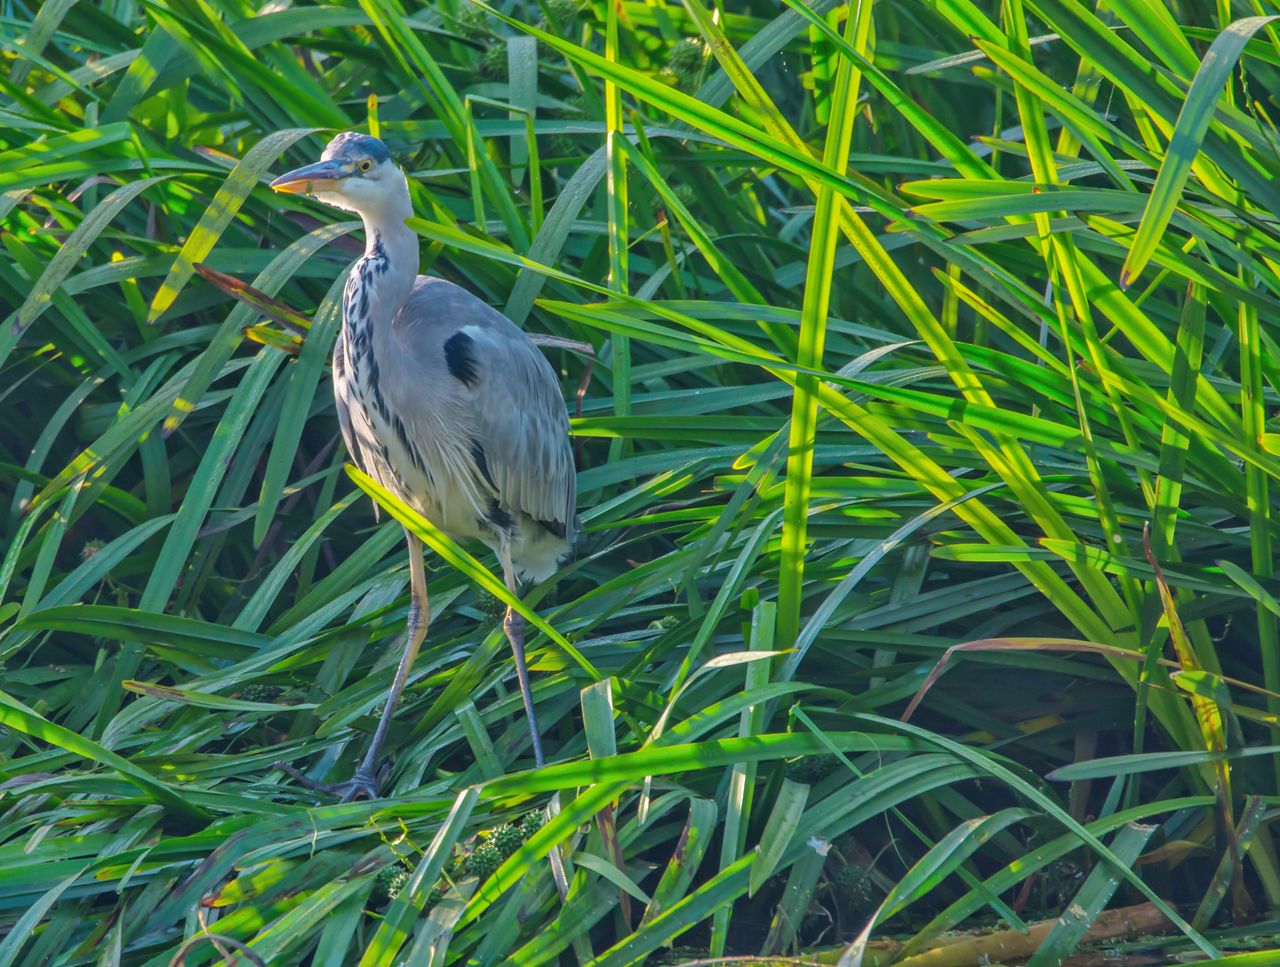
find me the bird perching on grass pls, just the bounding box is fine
[270,132,576,801]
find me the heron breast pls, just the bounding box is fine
[345,380,496,542]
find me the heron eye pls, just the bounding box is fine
[358,159,373,173]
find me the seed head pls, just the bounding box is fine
[491,823,523,858]
[519,810,546,841]
[465,841,502,881]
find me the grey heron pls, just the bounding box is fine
[269,132,576,801]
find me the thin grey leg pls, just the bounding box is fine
[346,530,430,797]
[499,542,544,768]
[278,529,429,801]
[498,540,568,898]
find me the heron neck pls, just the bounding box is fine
[355,194,418,322]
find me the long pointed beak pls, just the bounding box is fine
[270,160,347,195]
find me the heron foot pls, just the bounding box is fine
[273,761,385,801]
[335,771,382,802]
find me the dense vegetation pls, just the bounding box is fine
[4,0,1280,962]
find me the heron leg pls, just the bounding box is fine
[498,542,544,769]
[277,529,429,802]
[498,542,569,899]
[347,531,429,798]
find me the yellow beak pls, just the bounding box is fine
[269,160,346,195]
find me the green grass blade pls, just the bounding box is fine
[1120,16,1280,286]
[147,128,316,324]
[0,688,209,824]
[777,0,869,646]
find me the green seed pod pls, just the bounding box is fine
[546,0,581,23]
[465,841,503,880]
[479,44,507,80]
[519,810,546,841]
[454,6,492,40]
[666,37,706,88]
[238,683,284,703]
[386,866,410,902]
[783,754,840,784]
[647,614,680,632]
[477,591,505,619]
[372,863,405,905]
[491,823,523,858]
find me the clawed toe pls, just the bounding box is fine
[273,761,384,801]
[337,774,381,802]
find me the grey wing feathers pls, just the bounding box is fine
[392,277,576,534]
[473,331,577,533]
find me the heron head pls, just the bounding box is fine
[270,133,404,217]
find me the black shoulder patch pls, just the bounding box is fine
[443,331,478,387]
